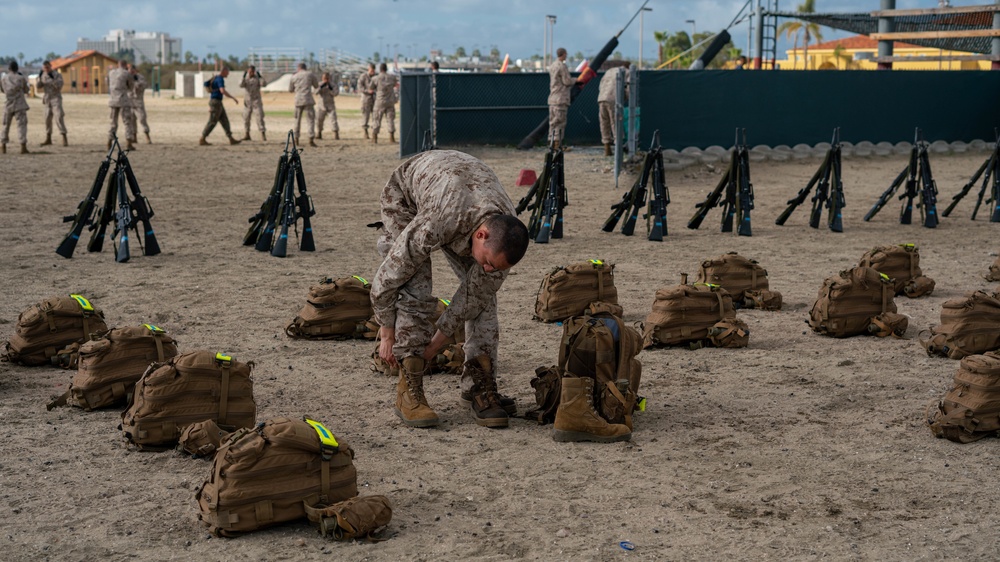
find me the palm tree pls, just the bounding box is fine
[777,0,825,69]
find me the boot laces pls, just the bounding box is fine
[403,370,427,403]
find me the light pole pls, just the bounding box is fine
[639,7,653,70]
[686,19,696,42]
[545,15,557,68]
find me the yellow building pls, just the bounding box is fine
[48,50,121,94]
[775,35,987,70]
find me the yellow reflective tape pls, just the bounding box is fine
[215,352,232,363]
[879,273,890,282]
[898,243,915,249]
[69,294,94,312]
[637,397,647,412]
[694,283,720,289]
[352,275,369,285]
[304,418,340,450]
[439,298,451,306]
[143,324,165,334]
[589,259,604,266]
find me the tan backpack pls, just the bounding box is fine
[286,276,379,340]
[859,243,935,298]
[121,350,256,450]
[178,419,230,459]
[196,416,358,536]
[696,252,783,310]
[47,324,179,411]
[3,294,108,366]
[642,282,744,348]
[808,267,907,338]
[927,351,1000,443]
[526,312,643,427]
[920,290,1000,359]
[534,260,622,323]
[987,254,1000,282]
[304,495,392,541]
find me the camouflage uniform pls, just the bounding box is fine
[130,72,150,135]
[547,59,575,145]
[315,74,339,136]
[371,71,397,136]
[597,70,617,145]
[1,71,30,146]
[371,150,515,368]
[39,69,66,137]
[289,69,318,142]
[240,71,266,136]
[107,67,135,142]
[357,71,375,131]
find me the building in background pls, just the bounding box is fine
[47,50,119,94]
[776,35,988,71]
[77,30,181,65]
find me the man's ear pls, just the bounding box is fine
[475,226,489,240]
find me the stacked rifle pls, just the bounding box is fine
[244,131,317,257]
[942,132,1000,222]
[688,129,755,236]
[776,128,846,232]
[603,130,670,240]
[56,137,161,263]
[864,128,939,228]
[515,148,566,243]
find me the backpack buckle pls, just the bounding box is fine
[215,352,232,367]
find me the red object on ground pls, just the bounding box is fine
[515,169,537,187]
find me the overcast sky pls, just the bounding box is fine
[0,0,973,65]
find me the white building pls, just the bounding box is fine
[77,29,182,65]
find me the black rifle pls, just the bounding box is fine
[56,139,116,258]
[827,138,845,233]
[421,129,434,152]
[942,149,992,217]
[916,133,939,228]
[247,150,288,249]
[87,158,120,253]
[516,153,547,216]
[776,149,828,226]
[621,145,653,236]
[112,161,133,263]
[270,153,297,257]
[602,186,632,232]
[292,150,316,252]
[535,148,566,243]
[735,132,754,237]
[118,150,161,255]
[809,133,834,229]
[688,161,729,230]
[521,150,554,240]
[899,130,921,225]
[644,132,669,240]
[864,167,908,222]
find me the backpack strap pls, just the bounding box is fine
[751,267,758,291]
[216,354,232,427]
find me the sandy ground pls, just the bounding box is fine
[1,90,1000,561]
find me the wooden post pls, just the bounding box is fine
[877,0,895,70]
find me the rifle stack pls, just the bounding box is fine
[602,130,670,241]
[687,129,755,236]
[863,128,939,228]
[56,137,161,263]
[515,148,567,244]
[775,128,846,232]
[942,133,1000,222]
[244,131,317,257]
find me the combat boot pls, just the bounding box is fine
[309,138,318,148]
[372,133,378,144]
[261,131,267,141]
[126,140,136,151]
[604,143,612,156]
[144,132,151,144]
[1,144,5,154]
[364,127,370,139]
[395,357,439,428]
[316,131,323,140]
[199,137,211,146]
[61,133,68,146]
[20,143,29,154]
[389,132,396,143]
[459,356,516,415]
[40,134,52,147]
[228,135,241,145]
[552,376,631,443]
[242,131,251,141]
[462,356,509,428]
[334,131,340,140]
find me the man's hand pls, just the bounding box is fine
[378,326,398,367]
[421,330,448,363]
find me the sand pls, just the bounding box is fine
[1,90,999,561]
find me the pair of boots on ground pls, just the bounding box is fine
[108,136,145,150]
[369,130,395,145]
[395,355,632,443]
[242,130,268,142]
[39,133,69,148]
[1,142,30,154]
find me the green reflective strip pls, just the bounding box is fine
[879,273,890,282]
[637,397,647,412]
[898,243,915,249]
[352,275,369,285]
[694,283,720,289]
[439,298,451,306]
[143,324,165,334]
[589,259,604,266]
[69,294,94,311]
[304,418,339,449]
[215,352,232,363]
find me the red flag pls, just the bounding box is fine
[499,53,510,73]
